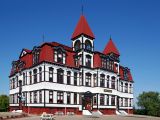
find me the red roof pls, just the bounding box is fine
[23,49,31,53]
[119,66,133,81]
[103,38,120,56]
[71,15,95,40]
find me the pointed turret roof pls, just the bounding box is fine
[103,38,120,56]
[71,15,95,40]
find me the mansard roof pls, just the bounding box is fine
[71,15,95,40]
[103,38,120,56]
[119,66,133,82]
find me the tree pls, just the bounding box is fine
[0,95,9,112]
[137,91,160,117]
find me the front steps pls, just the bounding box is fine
[82,110,103,116]
[82,110,92,115]
[116,110,128,115]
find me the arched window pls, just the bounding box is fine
[111,76,115,89]
[57,68,64,84]
[100,74,105,87]
[74,40,81,51]
[33,47,40,65]
[33,69,37,84]
[54,47,66,64]
[86,55,91,67]
[85,73,91,87]
[39,67,42,82]
[49,67,53,82]
[57,49,63,63]
[85,40,92,50]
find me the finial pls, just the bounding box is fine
[81,4,84,15]
[110,35,112,40]
[42,34,45,43]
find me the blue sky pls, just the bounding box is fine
[0,0,160,105]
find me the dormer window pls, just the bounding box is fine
[124,70,128,80]
[57,50,63,63]
[33,47,40,65]
[54,47,66,64]
[18,61,25,71]
[12,61,17,72]
[85,40,92,51]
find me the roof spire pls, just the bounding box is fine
[71,15,95,40]
[110,35,112,40]
[81,4,84,15]
[103,37,120,56]
[42,34,45,43]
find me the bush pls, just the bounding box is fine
[0,95,9,112]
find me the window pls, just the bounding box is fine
[79,72,82,86]
[125,98,128,107]
[107,75,110,88]
[106,58,114,71]
[121,82,123,92]
[129,84,132,93]
[57,69,64,84]
[111,77,115,89]
[49,91,53,103]
[30,92,32,103]
[100,94,104,105]
[33,50,40,65]
[57,50,63,63]
[74,93,77,104]
[86,55,91,67]
[120,98,123,107]
[12,61,17,72]
[100,74,105,87]
[74,72,77,86]
[34,91,37,103]
[12,78,15,89]
[54,48,66,64]
[39,91,42,103]
[106,95,109,105]
[129,98,132,107]
[57,91,63,104]
[67,93,71,104]
[29,71,32,84]
[111,96,115,106]
[13,94,15,104]
[102,58,106,68]
[67,71,71,85]
[23,73,25,86]
[85,40,92,50]
[93,74,97,87]
[49,67,53,82]
[85,73,91,87]
[75,57,79,67]
[93,95,97,105]
[125,83,128,93]
[16,76,18,87]
[74,40,81,51]
[33,69,37,84]
[124,70,128,80]
[39,67,42,82]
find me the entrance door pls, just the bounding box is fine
[85,97,91,111]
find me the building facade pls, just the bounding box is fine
[9,15,134,115]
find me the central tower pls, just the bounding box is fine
[71,15,95,68]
